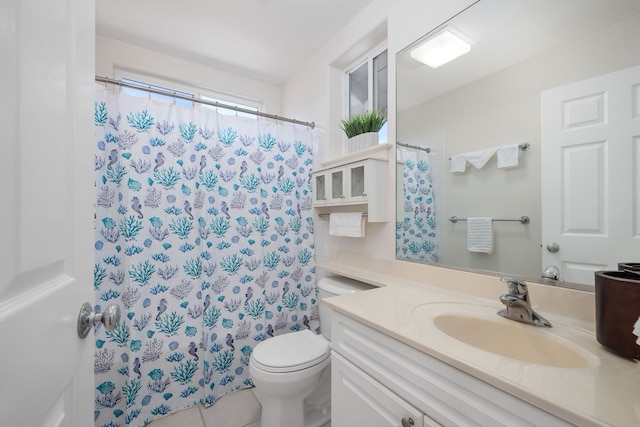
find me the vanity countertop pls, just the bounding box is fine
[318,251,640,427]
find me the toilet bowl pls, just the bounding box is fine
[250,329,331,427]
[249,276,373,427]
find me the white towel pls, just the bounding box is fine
[467,217,494,254]
[450,155,467,173]
[497,144,520,168]
[462,147,497,169]
[634,317,640,345]
[329,212,365,238]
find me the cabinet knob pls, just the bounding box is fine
[401,417,415,427]
[362,192,367,197]
[340,195,345,199]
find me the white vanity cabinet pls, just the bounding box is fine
[312,158,388,222]
[333,351,440,427]
[331,312,575,427]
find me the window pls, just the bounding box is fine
[346,47,388,143]
[114,70,262,117]
[372,50,388,117]
[348,62,369,118]
[200,95,258,119]
[120,78,194,108]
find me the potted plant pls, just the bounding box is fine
[341,109,387,153]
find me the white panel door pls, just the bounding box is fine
[0,0,95,426]
[541,65,640,286]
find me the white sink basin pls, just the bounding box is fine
[414,303,597,369]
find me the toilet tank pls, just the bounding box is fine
[317,276,374,341]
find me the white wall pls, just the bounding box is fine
[397,14,640,279]
[280,0,389,266]
[280,0,389,164]
[96,35,282,113]
[281,0,477,265]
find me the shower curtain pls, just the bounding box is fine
[396,146,437,263]
[93,86,318,427]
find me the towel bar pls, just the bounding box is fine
[448,142,530,160]
[318,213,368,218]
[449,215,529,224]
[397,141,431,153]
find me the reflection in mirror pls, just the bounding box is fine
[396,0,640,289]
[396,142,438,263]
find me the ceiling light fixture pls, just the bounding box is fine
[410,26,474,68]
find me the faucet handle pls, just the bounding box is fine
[500,276,528,295]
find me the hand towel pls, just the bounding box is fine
[450,155,467,173]
[462,147,497,169]
[497,144,520,168]
[634,317,640,345]
[329,212,365,238]
[467,217,494,254]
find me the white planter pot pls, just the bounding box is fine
[346,132,379,154]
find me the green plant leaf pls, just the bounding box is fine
[340,109,387,138]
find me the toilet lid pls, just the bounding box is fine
[252,329,330,373]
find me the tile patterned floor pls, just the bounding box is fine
[148,389,261,427]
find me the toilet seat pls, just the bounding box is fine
[251,329,330,373]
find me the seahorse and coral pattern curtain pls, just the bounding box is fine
[395,146,437,263]
[93,86,318,427]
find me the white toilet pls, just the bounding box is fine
[249,275,373,427]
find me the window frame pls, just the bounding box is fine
[344,42,388,119]
[113,69,263,114]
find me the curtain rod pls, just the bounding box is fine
[397,141,431,153]
[95,76,315,129]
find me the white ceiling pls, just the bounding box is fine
[96,0,375,86]
[396,0,640,111]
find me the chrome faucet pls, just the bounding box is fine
[497,276,552,327]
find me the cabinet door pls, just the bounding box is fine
[346,161,368,203]
[313,171,329,205]
[332,352,428,427]
[330,167,347,202]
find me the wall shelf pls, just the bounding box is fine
[317,142,392,170]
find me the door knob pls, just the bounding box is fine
[542,265,562,281]
[401,417,415,427]
[546,242,560,253]
[77,302,121,338]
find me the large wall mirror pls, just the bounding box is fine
[396,0,640,289]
